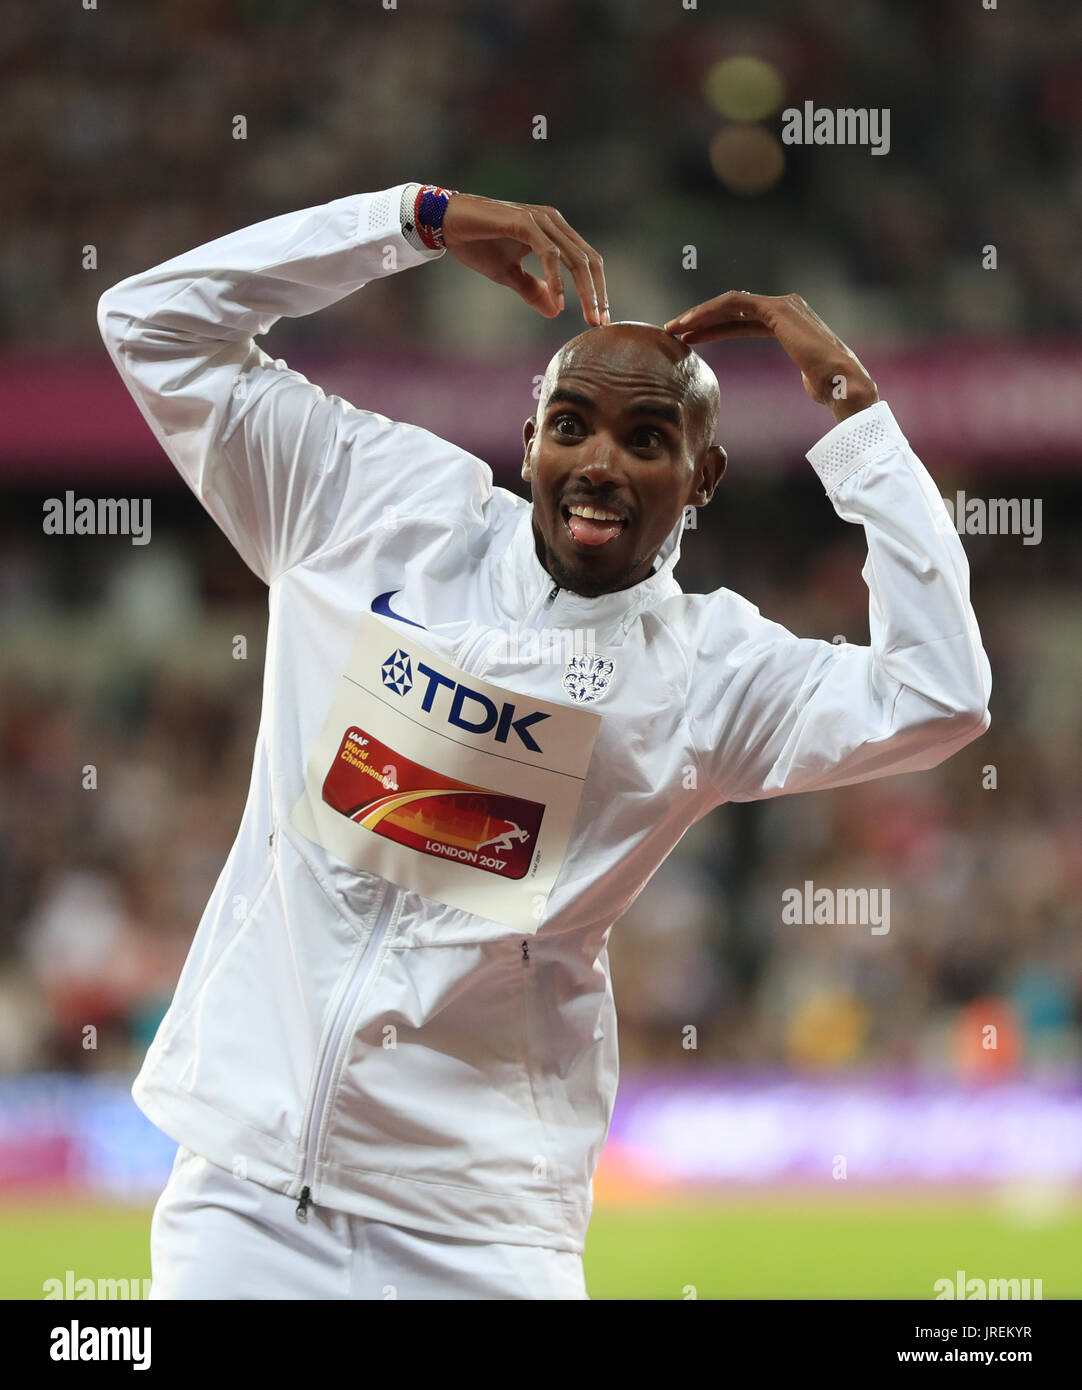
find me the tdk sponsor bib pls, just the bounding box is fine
[291,613,601,932]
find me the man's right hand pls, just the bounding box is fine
[441,194,610,327]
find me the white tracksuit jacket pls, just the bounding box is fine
[98,182,991,1253]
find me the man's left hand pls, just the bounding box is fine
[665,291,878,423]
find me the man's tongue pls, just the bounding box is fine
[568,513,623,546]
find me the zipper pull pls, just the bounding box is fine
[296,1185,312,1222]
[545,584,559,607]
[521,940,530,966]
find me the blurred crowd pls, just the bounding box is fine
[1,476,1078,1078]
[1,0,1079,1080]
[4,0,1082,354]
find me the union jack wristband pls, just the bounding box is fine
[410,184,458,251]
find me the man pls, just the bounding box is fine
[97,182,991,1300]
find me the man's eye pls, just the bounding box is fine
[552,414,581,436]
[632,427,663,448]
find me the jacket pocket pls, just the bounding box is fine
[518,940,619,1192]
[151,831,370,1149]
[323,941,562,1199]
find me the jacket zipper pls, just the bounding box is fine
[296,881,397,1221]
[529,583,560,631]
[519,577,560,633]
[458,583,559,677]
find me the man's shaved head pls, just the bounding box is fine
[522,320,727,597]
[536,321,721,452]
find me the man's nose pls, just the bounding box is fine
[576,439,626,487]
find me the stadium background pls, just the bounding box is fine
[2,0,1080,1298]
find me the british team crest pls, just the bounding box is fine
[562,654,615,705]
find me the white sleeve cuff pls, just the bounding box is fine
[805,400,907,493]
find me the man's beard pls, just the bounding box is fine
[536,530,645,599]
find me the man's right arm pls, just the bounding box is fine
[97,184,469,583]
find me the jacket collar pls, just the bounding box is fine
[496,502,685,635]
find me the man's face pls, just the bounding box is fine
[522,324,725,598]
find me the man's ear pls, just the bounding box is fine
[691,443,727,506]
[521,416,537,482]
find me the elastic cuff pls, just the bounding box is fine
[805,400,906,493]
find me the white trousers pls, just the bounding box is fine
[149,1146,589,1300]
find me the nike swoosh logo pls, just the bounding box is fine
[371,590,426,630]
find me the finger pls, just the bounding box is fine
[665,291,769,334]
[537,209,609,325]
[664,306,712,333]
[674,320,775,345]
[502,263,562,319]
[508,214,566,312]
[533,210,604,326]
[535,245,565,312]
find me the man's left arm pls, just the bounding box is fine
[665,292,992,802]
